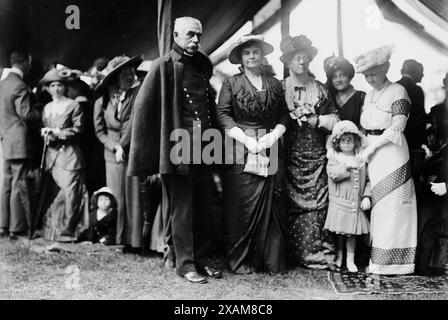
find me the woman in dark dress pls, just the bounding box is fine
[324,56,365,127]
[216,35,289,274]
[280,35,339,269]
[93,55,144,249]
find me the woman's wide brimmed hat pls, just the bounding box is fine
[89,57,109,74]
[324,56,355,80]
[40,68,70,85]
[95,55,143,90]
[60,68,90,90]
[228,34,274,65]
[279,35,318,65]
[59,68,83,80]
[354,45,393,73]
[136,60,153,79]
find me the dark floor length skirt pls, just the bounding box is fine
[117,160,143,248]
[222,158,288,274]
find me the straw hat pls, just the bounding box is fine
[354,45,393,73]
[40,68,70,85]
[228,34,274,65]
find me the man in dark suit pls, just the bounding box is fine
[0,50,39,239]
[128,17,221,284]
[428,74,448,151]
[397,59,429,199]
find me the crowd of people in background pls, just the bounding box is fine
[0,16,447,284]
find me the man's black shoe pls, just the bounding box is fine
[198,265,222,279]
[0,229,8,238]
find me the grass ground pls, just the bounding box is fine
[1,237,447,300]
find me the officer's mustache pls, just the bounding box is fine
[187,43,200,49]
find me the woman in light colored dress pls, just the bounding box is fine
[40,68,89,241]
[355,45,417,275]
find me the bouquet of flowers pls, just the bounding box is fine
[289,102,315,126]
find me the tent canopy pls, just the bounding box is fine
[375,0,448,55]
[0,0,267,71]
[0,0,446,85]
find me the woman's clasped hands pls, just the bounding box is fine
[244,136,264,154]
[245,131,280,154]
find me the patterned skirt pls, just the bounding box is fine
[367,134,417,275]
[286,147,335,269]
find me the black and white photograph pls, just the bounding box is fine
[0,0,448,304]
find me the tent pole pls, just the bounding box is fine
[337,0,344,57]
[281,0,291,79]
[157,0,173,57]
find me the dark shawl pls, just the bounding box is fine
[127,46,215,177]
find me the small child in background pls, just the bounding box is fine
[324,121,371,272]
[78,187,117,245]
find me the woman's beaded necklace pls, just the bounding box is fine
[370,81,391,106]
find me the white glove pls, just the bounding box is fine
[421,144,432,159]
[257,125,286,150]
[245,136,262,154]
[431,182,447,196]
[115,145,125,163]
[306,114,319,128]
[227,127,262,154]
[41,127,52,136]
[360,197,371,211]
[258,132,279,150]
[358,145,376,163]
[359,135,390,163]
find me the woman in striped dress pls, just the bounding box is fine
[355,45,417,275]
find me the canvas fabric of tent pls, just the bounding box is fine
[0,0,268,73]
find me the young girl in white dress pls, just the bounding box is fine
[324,120,371,272]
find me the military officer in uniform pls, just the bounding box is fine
[128,17,222,284]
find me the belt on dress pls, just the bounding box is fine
[364,129,385,135]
